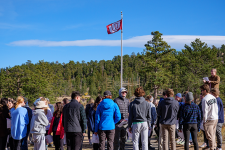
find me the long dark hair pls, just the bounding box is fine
[93,96,102,111]
[53,102,63,118]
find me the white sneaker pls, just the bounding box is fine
[200,143,207,148]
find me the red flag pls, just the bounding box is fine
[106,20,122,34]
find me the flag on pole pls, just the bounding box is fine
[106,20,122,34]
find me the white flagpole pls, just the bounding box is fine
[121,11,123,89]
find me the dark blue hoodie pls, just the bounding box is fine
[157,97,179,125]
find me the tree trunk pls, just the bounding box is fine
[154,85,158,104]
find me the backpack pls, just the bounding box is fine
[87,107,96,132]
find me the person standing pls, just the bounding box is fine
[48,102,64,150]
[86,98,94,145]
[11,96,29,150]
[30,100,49,150]
[63,91,87,150]
[210,88,224,150]
[198,94,209,149]
[203,68,220,89]
[128,87,151,150]
[87,96,102,150]
[179,92,201,150]
[145,95,157,149]
[94,91,121,150]
[0,98,10,150]
[21,97,33,150]
[114,87,129,150]
[157,89,179,150]
[200,84,218,150]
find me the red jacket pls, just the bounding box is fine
[48,113,64,139]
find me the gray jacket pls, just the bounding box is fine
[30,109,49,134]
[128,97,151,128]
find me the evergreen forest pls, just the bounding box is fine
[1,31,225,105]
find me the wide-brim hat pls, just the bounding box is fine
[35,101,48,108]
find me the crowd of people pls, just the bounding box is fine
[0,68,224,150]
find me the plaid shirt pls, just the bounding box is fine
[179,102,201,130]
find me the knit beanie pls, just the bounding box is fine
[185,92,194,102]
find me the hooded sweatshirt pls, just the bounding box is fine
[30,109,49,134]
[128,97,151,128]
[157,97,179,125]
[114,87,129,120]
[95,98,121,132]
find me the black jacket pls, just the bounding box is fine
[0,105,10,137]
[62,99,87,133]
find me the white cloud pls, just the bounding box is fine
[8,35,225,49]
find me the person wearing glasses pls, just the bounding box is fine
[113,87,129,150]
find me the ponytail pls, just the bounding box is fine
[15,96,24,109]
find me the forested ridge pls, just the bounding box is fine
[1,31,225,104]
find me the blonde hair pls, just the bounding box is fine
[40,97,49,115]
[88,98,94,104]
[15,96,24,109]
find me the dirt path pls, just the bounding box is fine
[27,132,225,150]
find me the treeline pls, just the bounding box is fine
[0,31,225,105]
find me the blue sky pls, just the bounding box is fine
[1,0,225,69]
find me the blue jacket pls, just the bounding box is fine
[95,98,121,132]
[149,102,157,125]
[157,97,179,125]
[217,97,224,123]
[11,107,29,140]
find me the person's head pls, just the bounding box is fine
[182,91,189,98]
[23,97,29,107]
[211,68,217,77]
[8,98,15,109]
[35,100,48,110]
[175,93,182,102]
[39,97,49,114]
[63,98,69,105]
[134,87,145,97]
[165,89,174,97]
[119,87,128,98]
[162,91,167,98]
[199,93,203,101]
[210,88,219,98]
[185,92,194,104]
[103,91,112,99]
[46,98,50,104]
[1,98,8,107]
[40,97,48,105]
[145,95,153,103]
[53,102,63,117]
[200,84,210,96]
[93,96,103,110]
[71,91,81,102]
[88,98,94,104]
[15,96,25,109]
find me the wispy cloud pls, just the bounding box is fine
[8,35,225,49]
[0,22,30,29]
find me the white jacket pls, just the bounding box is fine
[202,94,218,122]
